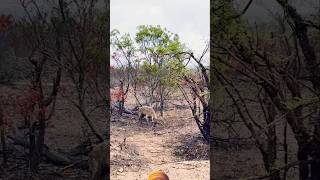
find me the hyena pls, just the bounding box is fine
[138,106,157,125]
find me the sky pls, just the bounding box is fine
[1,0,317,66]
[110,0,210,65]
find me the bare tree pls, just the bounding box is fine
[52,0,109,143]
[179,45,210,142]
[211,0,320,179]
[13,0,63,172]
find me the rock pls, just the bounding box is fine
[118,167,124,172]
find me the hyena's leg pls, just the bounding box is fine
[150,116,156,128]
[145,116,150,123]
[142,115,146,123]
[138,112,143,124]
[152,119,156,128]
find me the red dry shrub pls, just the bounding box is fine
[110,88,125,103]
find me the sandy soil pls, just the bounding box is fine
[110,92,209,180]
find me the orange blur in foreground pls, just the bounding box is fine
[148,170,169,180]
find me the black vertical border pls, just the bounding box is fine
[104,0,111,178]
[209,0,214,179]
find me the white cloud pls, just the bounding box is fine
[111,0,209,57]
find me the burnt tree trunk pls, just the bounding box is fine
[202,106,210,142]
[119,80,124,115]
[160,87,164,117]
[265,98,280,180]
[29,122,38,173]
[0,105,7,167]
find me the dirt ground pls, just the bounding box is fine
[110,91,209,180]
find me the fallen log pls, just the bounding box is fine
[7,135,88,168]
[112,102,138,115]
